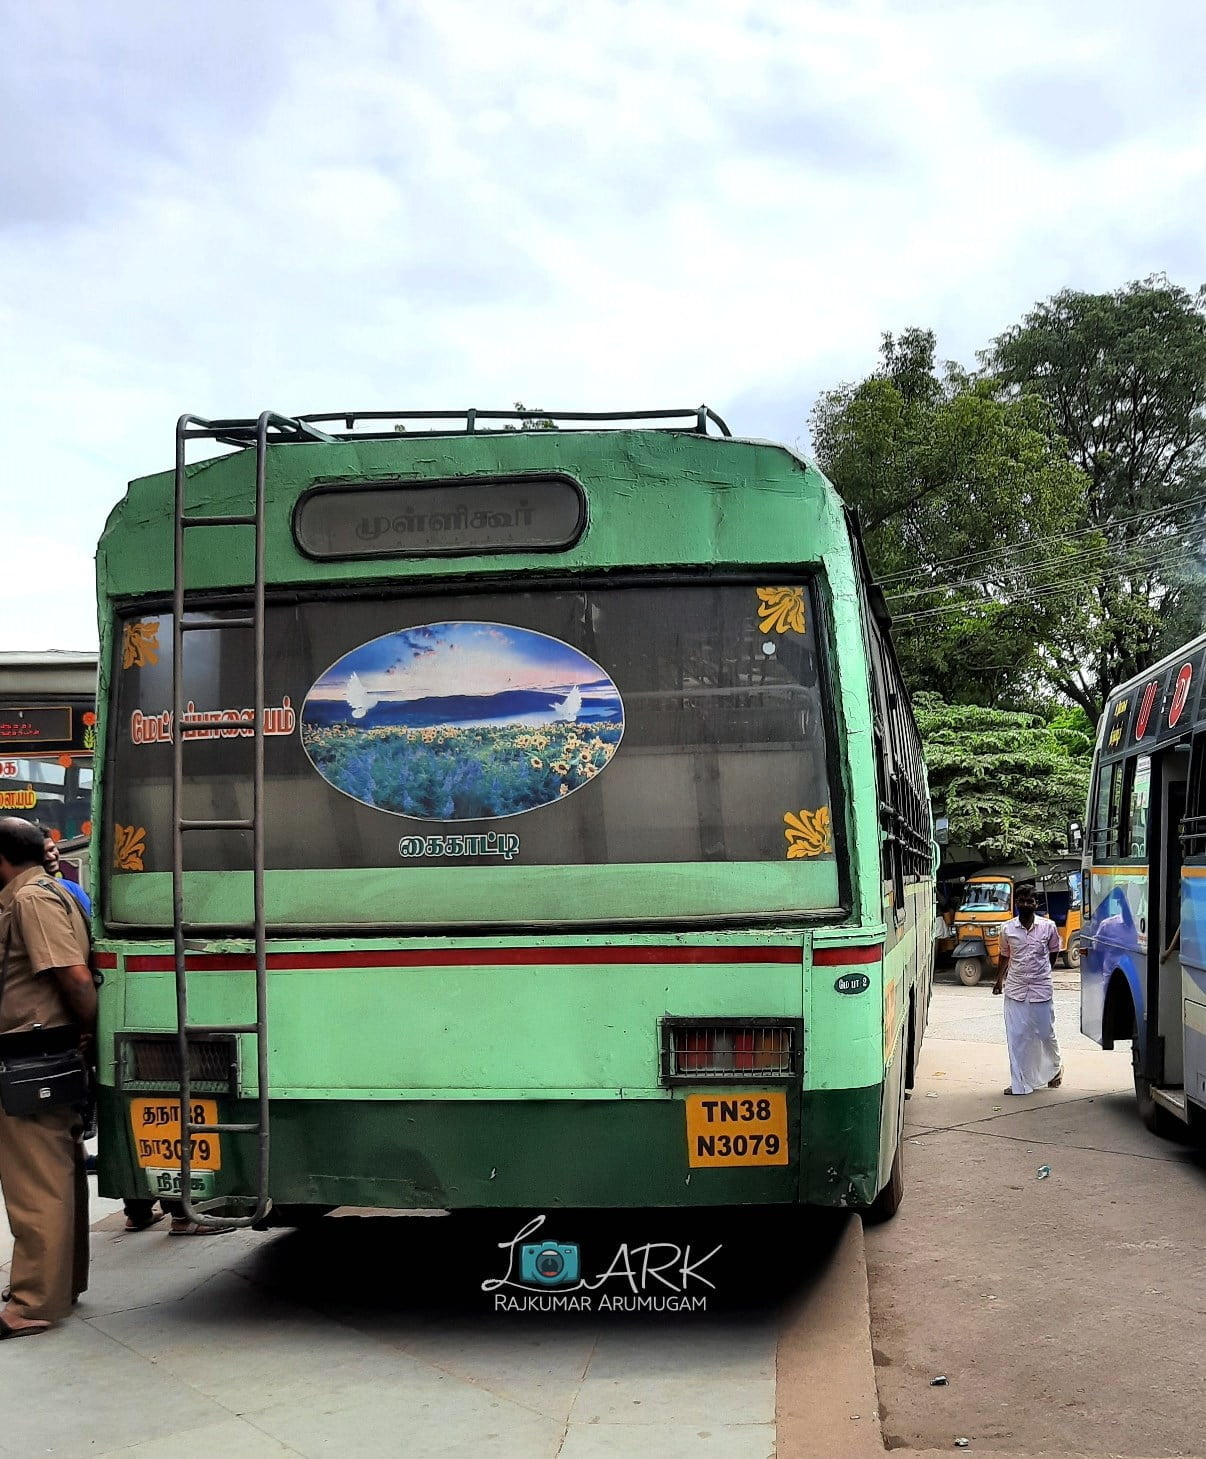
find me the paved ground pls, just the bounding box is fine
[867,971,1206,1458]
[5,971,1205,1458]
[2,1168,873,1458]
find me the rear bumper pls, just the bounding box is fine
[97,1083,886,1210]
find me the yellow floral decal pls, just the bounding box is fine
[756,586,806,636]
[122,620,160,670]
[784,807,833,858]
[114,824,147,871]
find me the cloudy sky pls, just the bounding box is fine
[4,0,1205,653]
[309,623,609,702]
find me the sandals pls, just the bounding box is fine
[1048,1069,1064,1088]
[0,1317,52,1340]
[124,1211,166,1233]
[169,1218,236,1236]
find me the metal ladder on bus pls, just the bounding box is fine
[169,411,312,1228]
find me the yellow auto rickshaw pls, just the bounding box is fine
[951,861,1083,986]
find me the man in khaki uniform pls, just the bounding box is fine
[0,817,97,1338]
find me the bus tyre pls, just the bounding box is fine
[866,1136,904,1223]
[1063,936,1082,971]
[1132,1019,1186,1142]
[955,957,983,987]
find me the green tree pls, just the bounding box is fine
[505,401,556,430]
[809,330,1089,705]
[914,694,1091,863]
[987,276,1206,719]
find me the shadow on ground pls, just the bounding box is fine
[239,1204,849,1327]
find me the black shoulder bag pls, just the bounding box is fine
[0,909,91,1118]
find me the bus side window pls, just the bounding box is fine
[1092,763,1115,859]
[1187,731,1206,860]
[1123,754,1152,859]
[874,727,891,882]
[1106,763,1127,858]
[889,770,905,911]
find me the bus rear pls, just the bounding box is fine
[93,410,930,1218]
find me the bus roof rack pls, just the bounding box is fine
[180,406,732,449]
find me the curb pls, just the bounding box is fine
[777,1213,884,1459]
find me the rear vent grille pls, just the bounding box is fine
[118,1034,237,1094]
[661,1020,800,1084]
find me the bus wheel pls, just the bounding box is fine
[866,1136,904,1222]
[955,957,983,987]
[865,1024,908,1222]
[1063,936,1082,971]
[1132,1017,1185,1141]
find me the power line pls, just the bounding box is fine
[891,541,1203,624]
[883,520,1203,609]
[893,575,1189,627]
[887,527,1175,601]
[875,492,1206,588]
[889,539,1114,603]
[893,540,1200,618]
[876,492,1206,585]
[885,524,1206,604]
[893,559,1192,623]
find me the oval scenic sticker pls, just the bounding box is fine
[300,623,624,821]
[834,973,872,995]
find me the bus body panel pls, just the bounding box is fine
[98,1084,891,1210]
[1183,866,1206,1111]
[99,935,896,1208]
[1082,867,1148,1048]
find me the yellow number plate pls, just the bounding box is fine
[129,1098,222,1171]
[685,1091,789,1168]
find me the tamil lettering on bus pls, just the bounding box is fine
[129,698,297,745]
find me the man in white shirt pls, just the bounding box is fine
[992,883,1063,1095]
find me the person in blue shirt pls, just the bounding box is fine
[40,833,91,917]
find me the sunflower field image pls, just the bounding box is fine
[300,623,625,821]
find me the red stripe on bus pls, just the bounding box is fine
[115,946,803,973]
[812,946,882,965]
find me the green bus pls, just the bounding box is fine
[93,407,934,1225]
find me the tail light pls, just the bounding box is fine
[661,1020,800,1083]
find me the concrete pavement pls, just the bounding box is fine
[867,977,1206,1458]
[7,976,1201,1458]
[1,1207,781,1458]
[1,1176,876,1458]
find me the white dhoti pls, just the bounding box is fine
[1004,996,1062,1095]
